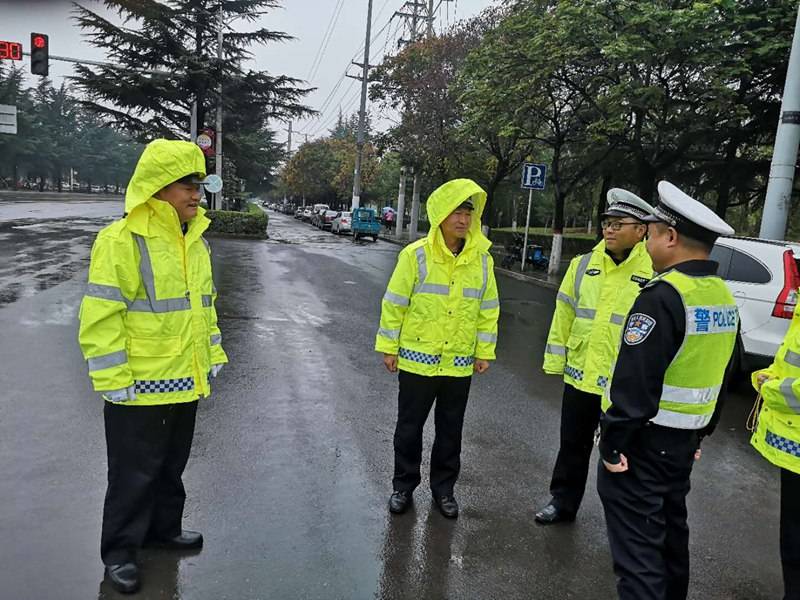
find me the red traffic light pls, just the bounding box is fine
[32,35,46,49]
[30,32,49,76]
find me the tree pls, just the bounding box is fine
[71,0,313,191]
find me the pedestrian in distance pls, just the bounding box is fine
[384,208,395,233]
[598,181,738,600]
[375,178,500,518]
[752,303,800,599]
[535,189,654,525]
[78,139,228,594]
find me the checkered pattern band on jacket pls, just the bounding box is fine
[766,431,800,458]
[399,348,441,365]
[454,356,474,367]
[134,377,195,394]
[564,365,584,381]
[597,376,608,389]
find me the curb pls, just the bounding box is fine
[494,266,560,290]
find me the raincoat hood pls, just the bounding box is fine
[125,139,207,215]
[425,178,490,254]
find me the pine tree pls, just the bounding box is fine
[71,0,312,188]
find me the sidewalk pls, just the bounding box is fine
[378,229,567,290]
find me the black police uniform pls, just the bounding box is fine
[598,260,734,600]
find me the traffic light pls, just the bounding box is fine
[30,33,49,76]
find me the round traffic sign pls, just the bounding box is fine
[203,174,223,194]
[196,133,213,150]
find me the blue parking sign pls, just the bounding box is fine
[521,163,547,190]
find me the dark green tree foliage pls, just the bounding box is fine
[71,0,313,190]
[0,64,140,191]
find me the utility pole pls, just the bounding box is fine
[760,4,800,240]
[214,4,224,211]
[351,0,373,211]
[284,121,293,206]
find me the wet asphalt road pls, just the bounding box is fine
[0,199,786,599]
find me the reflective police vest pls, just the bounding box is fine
[602,269,738,429]
[543,241,653,395]
[752,309,800,474]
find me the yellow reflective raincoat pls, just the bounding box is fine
[543,240,653,395]
[375,179,500,377]
[78,139,228,406]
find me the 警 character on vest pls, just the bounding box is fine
[535,189,654,525]
[752,293,800,598]
[375,179,499,519]
[598,181,738,600]
[78,139,228,594]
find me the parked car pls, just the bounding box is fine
[331,211,352,234]
[710,236,800,370]
[351,207,381,242]
[294,207,305,219]
[319,209,338,230]
[302,208,313,221]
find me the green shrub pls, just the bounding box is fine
[490,229,597,261]
[206,205,268,238]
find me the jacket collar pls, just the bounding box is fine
[592,239,648,268]
[126,197,210,242]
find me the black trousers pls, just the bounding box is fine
[597,426,698,600]
[782,468,800,600]
[392,370,472,497]
[548,383,601,515]
[101,400,198,565]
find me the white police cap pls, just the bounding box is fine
[642,181,734,243]
[603,188,655,221]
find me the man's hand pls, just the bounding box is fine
[383,353,398,373]
[756,373,774,390]
[694,448,702,461]
[474,359,490,374]
[603,453,629,472]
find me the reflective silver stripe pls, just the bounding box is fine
[463,288,482,299]
[661,383,720,405]
[378,328,401,340]
[575,307,597,319]
[477,332,497,343]
[557,292,576,308]
[384,291,410,306]
[415,247,428,282]
[573,252,593,303]
[781,378,800,414]
[128,297,191,313]
[545,343,566,356]
[650,409,712,430]
[88,349,128,372]
[610,313,626,325]
[132,234,192,313]
[85,283,127,304]
[210,334,222,346]
[202,294,213,307]
[416,283,450,295]
[786,351,800,369]
[481,298,500,310]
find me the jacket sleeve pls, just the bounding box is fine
[475,254,499,360]
[543,256,578,374]
[78,233,135,392]
[375,249,416,355]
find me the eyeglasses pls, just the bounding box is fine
[601,220,642,232]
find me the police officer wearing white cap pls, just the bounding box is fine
[598,181,739,600]
[535,189,653,525]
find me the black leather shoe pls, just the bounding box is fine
[389,491,413,514]
[145,530,203,550]
[534,503,575,525]
[433,494,459,518]
[105,562,140,594]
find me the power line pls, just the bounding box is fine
[306,0,345,82]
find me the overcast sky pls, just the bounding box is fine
[0,0,497,147]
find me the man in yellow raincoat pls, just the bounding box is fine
[78,139,227,594]
[375,179,500,519]
[752,312,800,599]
